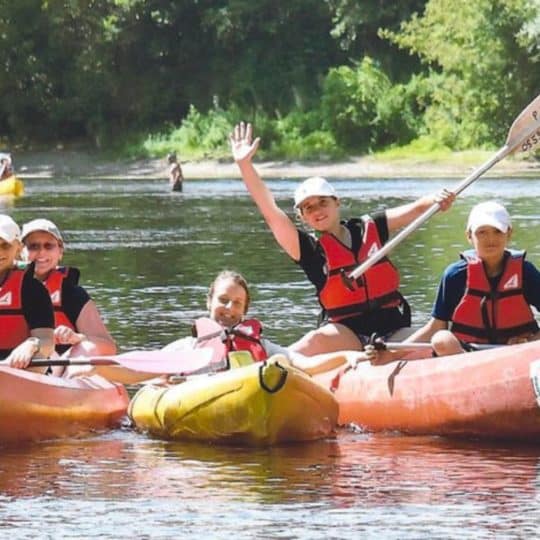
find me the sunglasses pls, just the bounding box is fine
[26,242,59,251]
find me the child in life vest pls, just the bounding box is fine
[230,121,455,356]
[162,269,368,374]
[21,218,117,365]
[372,201,540,362]
[0,215,55,371]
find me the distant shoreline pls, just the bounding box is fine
[14,149,540,180]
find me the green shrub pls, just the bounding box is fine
[321,57,392,152]
[142,104,240,160]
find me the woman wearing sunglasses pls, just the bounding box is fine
[21,219,116,361]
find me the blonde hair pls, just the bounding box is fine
[207,270,251,314]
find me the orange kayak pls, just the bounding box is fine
[313,341,540,441]
[0,365,129,445]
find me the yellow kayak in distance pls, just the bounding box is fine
[128,354,339,446]
[0,175,24,197]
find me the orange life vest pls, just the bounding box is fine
[194,317,268,363]
[451,250,538,344]
[0,269,30,350]
[318,218,405,321]
[43,267,78,331]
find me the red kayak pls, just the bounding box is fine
[313,341,540,441]
[0,365,129,445]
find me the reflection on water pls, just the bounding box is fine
[2,175,540,537]
[1,430,540,538]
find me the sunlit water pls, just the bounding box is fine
[1,174,540,538]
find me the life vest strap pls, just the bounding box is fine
[326,291,403,319]
[466,287,523,300]
[451,320,538,343]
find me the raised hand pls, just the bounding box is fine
[230,122,260,164]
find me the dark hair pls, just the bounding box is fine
[208,270,251,314]
[167,153,177,164]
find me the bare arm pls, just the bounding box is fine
[405,317,449,343]
[2,327,54,371]
[57,300,117,357]
[231,122,301,260]
[386,189,456,232]
[287,349,370,375]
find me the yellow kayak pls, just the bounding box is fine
[0,175,24,197]
[128,354,338,446]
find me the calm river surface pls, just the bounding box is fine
[1,174,540,538]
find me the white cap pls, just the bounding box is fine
[467,201,511,233]
[0,215,21,243]
[21,218,63,243]
[294,176,337,209]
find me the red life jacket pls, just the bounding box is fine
[0,269,30,350]
[194,317,268,363]
[451,250,538,344]
[43,267,79,331]
[318,218,405,322]
[227,319,268,361]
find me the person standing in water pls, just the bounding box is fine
[167,153,184,192]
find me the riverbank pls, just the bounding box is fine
[13,149,540,179]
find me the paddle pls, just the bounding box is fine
[27,347,214,375]
[329,340,503,391]
[346,93,540,282]
[381,342,502,351]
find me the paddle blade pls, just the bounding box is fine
[28,347,217,375]
[103,348,215,374]
[506,93,540,153]
[194,317,228,365]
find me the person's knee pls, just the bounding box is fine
[431,330,462,356]
[289,329,317,353]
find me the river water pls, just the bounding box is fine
[1,174,540,538]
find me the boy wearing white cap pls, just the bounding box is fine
[0,215,55,369]
[230,122,455,355]
[400,201,540,358]
[21,218,117,363]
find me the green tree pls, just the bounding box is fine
[324,0,427,79]
[383,0,540,148]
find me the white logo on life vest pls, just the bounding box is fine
[367,243,379,257]
[50,290,61,304]
[0,292,12,306]
[503,273,519,290]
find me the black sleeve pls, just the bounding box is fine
[21,273,55,329]
[297,229,327,292]
[62,282,91,328]
[371,210,389,244]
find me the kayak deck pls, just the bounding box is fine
[129,355,338,446]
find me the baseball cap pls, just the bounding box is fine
[21,218,63,243]
[467,201,511,233]
[294,177,338,209]
[0,215,21,243]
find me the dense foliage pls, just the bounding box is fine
[0,0,538,158]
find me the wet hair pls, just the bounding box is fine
[167,153,177,164]
[207,270,251,314]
